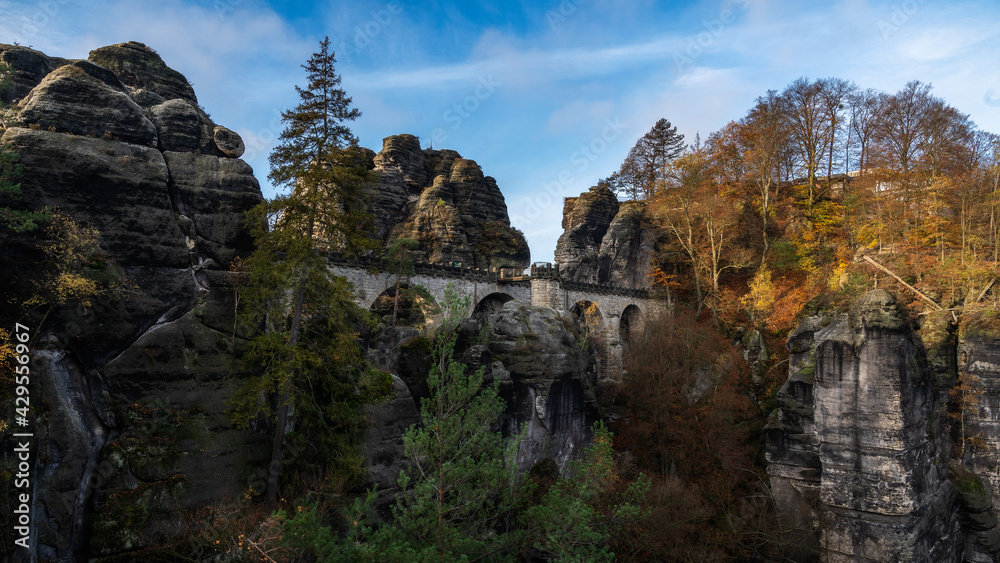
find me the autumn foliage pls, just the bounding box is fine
[610,311,782,560]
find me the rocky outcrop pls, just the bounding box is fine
[361,374,421,519]
[958,310,1000,560]
[359,301,597,519]
[366,134,530,270]
[486,301,598,471]
[555,186,654,289]
[555,185,619,283]
[0,43,266,560]
[0,44,68,105]
[88,41,197,104]
[364,299,597,481]
[598,201,656,289]
[766,291,1000,561]
[15,64,158,146]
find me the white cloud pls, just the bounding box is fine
[674,66,735,88]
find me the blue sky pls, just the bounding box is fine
[3,0,1000,262]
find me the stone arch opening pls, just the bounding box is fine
[619,304,644,346]
[473,292,515,323]
[571,300,604,341]
[370,283,439,328]
[572,299,606,383]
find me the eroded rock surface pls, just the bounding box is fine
[486,301,598,471]
[958,310,1000,560]
[0,42,265,560]
[88,41,197,103]
[15,64,158,146]
[366,134,530,269]
[555,186,654,289]
[764,291,1000,562]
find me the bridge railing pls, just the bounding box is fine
[561,280,652,299]
[325,252,530,284]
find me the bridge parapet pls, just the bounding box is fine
[530,262,560,279]
[326,252,517,283]
[561,280,653,299]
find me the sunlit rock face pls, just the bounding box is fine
[0,41,267,560]
[766,290,1000,561]
[366,133,530,270]
[555,186,654,290]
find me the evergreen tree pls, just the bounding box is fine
[234,36,378,505]
[382,237,420,327]
[390,284,522,559]
[618,118,686,199]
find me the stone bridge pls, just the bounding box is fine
[328,256,669,382]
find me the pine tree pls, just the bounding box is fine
[618,118,686,199]
[382,237,420,327]
[235,36,378,506]
[390,284,522,559]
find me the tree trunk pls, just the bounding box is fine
[267,188,315,506]
[392,273,401,327]
[760,181,770,266]
[266,263,308,506]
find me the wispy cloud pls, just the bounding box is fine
[350,35,686,90]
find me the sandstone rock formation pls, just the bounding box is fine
[0,42,267,560]
[0,44,68,105]
[361,374,421,519]
[958,310,1000,560]
[366,134,530,270]
[767,290,1000,562]
[555,186,655,289]
[486,301,599,471]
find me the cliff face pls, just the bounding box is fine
[485,302,599,471]
[554,186,654,289]
[767,291,1000,562]
[958,311,1000,560]
[0,42,267,560]
[366,134,530,270]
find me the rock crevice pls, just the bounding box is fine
[0,41,266,559]
[555,186,655,289]
[766,291,1000,561]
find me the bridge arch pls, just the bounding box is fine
[328,257,669,382]
[619,304,644,346]
[570,300,604,337]
[369,283,440,328]
[473,292,515,322]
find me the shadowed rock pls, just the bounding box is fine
[555,185,655,290]
[0,42,266,560]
